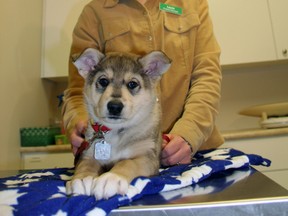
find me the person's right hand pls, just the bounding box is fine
[69,120,87,155]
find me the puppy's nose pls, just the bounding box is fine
[107,100,124,116]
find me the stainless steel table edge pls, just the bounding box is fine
[114,196,288,212]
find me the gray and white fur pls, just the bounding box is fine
[66,48,171,200]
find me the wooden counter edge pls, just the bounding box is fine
[20,144,71,153]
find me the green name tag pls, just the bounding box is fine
[159,3,183,15]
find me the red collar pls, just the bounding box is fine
[91,123,111,134]
[74,124,168,166]
[74,122,111,166]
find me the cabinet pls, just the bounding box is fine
[41,0,90,79]
[268,0,288,60]
[208,0,277,65]
[222,134,288,190]
[21,152,74,169]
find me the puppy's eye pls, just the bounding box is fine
[98,78,109,88]
[127,81,139,90]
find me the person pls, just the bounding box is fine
[62,0,224,167]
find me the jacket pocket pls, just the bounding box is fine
[164,13,200,34]
[101,18,131,52]
[163,13,200,72]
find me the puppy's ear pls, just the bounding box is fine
[138,51,171,79]
[72,48,105,79]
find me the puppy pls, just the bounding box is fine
[66,48,171,200]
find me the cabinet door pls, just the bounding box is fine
[268,0,288,60]
[208,0,277,65]
[264,170,288,190]
[222,135,288,190]
[41,0,91,79]
[222,135,288,172]
[22,152,74,169]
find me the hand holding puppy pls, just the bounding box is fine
[69,120,87,155]
[161,134,192,166]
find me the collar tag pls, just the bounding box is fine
[159,3,182,15]
[94,139,111,160]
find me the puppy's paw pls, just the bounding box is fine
[93,172,129,200]
[66,176,95,196]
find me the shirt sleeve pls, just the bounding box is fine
[62,4,101,135]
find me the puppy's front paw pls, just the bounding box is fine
[93,172,129,200]
[66,176,95,196]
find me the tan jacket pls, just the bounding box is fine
[62,0,224,155]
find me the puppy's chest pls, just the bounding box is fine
[84,129,158,166]
[84,131,131,164]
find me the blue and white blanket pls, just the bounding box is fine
[0,148,270,216]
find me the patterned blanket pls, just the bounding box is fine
[0,148,271,216]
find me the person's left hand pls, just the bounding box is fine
[161,134,192,166]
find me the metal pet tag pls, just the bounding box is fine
[94,140,111,160]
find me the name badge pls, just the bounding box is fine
[94,140,111,160]
[159,3,183,15]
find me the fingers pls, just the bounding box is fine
[76,120,87,135]
[161,134,192,166]
[69,120,88,155]
[70,132,84,147]
[161,134,170,149]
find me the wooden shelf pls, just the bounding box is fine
[222,127,288,140]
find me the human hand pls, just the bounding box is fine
[69,120,87,155]
[161,134,192,166]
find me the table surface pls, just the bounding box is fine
[115,167,288,215]
[121,167,288,206]
[1,167,288,215]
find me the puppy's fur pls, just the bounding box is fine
[66,48,171,200]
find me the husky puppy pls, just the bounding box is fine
[66,48,171,200]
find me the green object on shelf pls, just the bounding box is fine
[20,127,61,147]
[55,134,69,145]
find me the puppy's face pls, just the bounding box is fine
[73,49,171,128]
[86,55,155,127]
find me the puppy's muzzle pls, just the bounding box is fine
[107,100,124,117]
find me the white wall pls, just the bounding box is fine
[0,0,53,170]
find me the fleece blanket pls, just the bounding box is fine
[0,148,271,216]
